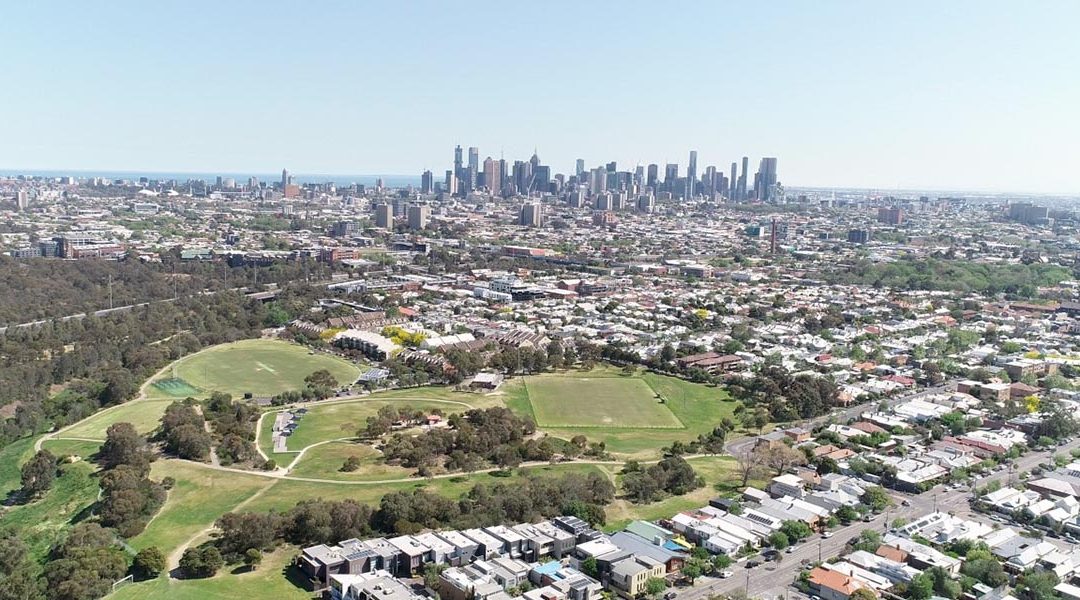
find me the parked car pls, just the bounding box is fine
[746,560,761,568]
[664,592,677,600]
[901,499,911,506]
[822,531,833,539]
[719,571,734,579]
[786,546,798,554]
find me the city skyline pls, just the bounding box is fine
[2,1,1079,194]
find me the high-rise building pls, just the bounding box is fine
[420,170,434,194]
[738,157,749,201]
[519,202,543,227]
[533,165,551,194]
[730,162,738,199]
[407,204,430,230]
[453,145,463,174]
[664,163,678,190]
[877,207,904,225]
[703,166,717,198]
[646,164,659,188]
[15,190,29,211]
[483,157,502,197]
[589,167,606,193]
[575,159,585,177]
[280,168,289,189]
[374,203,393,230]
[758,157,778,201]
[444,170,457,197]
[467,147,479,191]
[687,151,698,199]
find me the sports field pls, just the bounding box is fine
[524,375,683,428]
[171,339,362,398]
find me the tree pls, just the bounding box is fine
[735,447,763,487]
[423,563,447,590]
[779,520,813,542]
[20,449,57,497]
[580,557,599,579]
[836,505,858,524]
[645,577,667,599]
[682,560,704,585]
[99,422,151,473]
[768,531,790,550]
[861,486,892,512]
[304,369,339,390]
[341,455,361,472]
[850,588,877,600]
[1016,570,1059,600]
[133,546,166,579]
[713,554,733,570]
[179,546,224,578]
[243,548,262,570]
[909,572,934,600]
[100,369,137,406]
[763,444,806,475]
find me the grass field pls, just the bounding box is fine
[111,546,310,600]
[61,399,174,439]
[172,339,362,398]
[524,374,682,428]
[131,460,274,554]
[506,367,741,459]
[287,442,414,481]
[0,461,99,561]
[280,398,473,452]
[0,437,35,499]
[152,377,202,397]
[41,438,103,459]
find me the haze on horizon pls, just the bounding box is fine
[1,0,1078,195]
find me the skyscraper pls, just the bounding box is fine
[280,168,288,189]
[758,157,778,201]
[739,156,749,201]
[519,202,543,227]
[407,204,430,230]
[374,203,393,231]
[687,151,698,199]
[467,147,479,191]
[483,157,502,197]
[664,163,679,191]
[445,170,457,197]
[646,164,659,188]
[575,159,585,177]
[420,170,434,194]
[704,165,716,198]
[453,145,463,174]
[730,162,738,200]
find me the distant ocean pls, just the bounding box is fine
[0,169,421,187]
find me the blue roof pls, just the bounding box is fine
[534,561,561,576]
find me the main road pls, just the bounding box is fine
[681,437,1080,600]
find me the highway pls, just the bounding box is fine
[678,437,1080,600]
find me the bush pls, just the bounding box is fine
[179,546,224,578]
[133,546,167,579]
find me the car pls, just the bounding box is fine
[746,560,760,568]
[901,499,911,506]
[863,514,876,522]
[822,531,833,538]
[719,571,734,579]
[664,593,677,600]
[786,546,798,554]
[764,554,776,562]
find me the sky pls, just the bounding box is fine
[1,1,1079,194]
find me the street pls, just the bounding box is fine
[678,437,1080,600]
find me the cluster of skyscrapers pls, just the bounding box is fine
[422,147,780,204]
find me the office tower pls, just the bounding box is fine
[738,156,749,201]
[757,157,778,201]
[420,170,434,194]
[374,203,393,230]
[575,159,585,177]
[877,207,904,225]
[569,189,587,208]
[512,161,530,195]
[730,162,738,199]
[847,229,872,244]
[407,204,430,230]
[595,192,614,211]
[533,165,551,194]
[467,147,479,191]
[634,165,644,189]
[281,168,288,189]
[687,150,698,199]
[519,202,543,227]
[704,166,717,198]
[15,190,28,211]
[589,167,606,193]
[444,170,457,197]
[454,145,463,174]
[606,161,617,173]
[483,157,502,197]
[646,164,659,188]
[637,194,655,213]
[664,163,678,190]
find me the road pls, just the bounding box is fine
[680,437,1080,600]
[725,383,954,458]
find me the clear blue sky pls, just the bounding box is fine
[2,1,1078,193]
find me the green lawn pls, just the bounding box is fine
[288,441,414,481]
[524,373,683,428]
[282,399,469,451]
[61,399,174,440]
[506,367,741,459]
[171,339,363,398]
[0,461,100,561]
[130,460,274,554]
[111,546,311,600]
[41,438,103,459]
[0,437,35,499]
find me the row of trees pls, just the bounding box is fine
[204,471,615,573]
[730,365,839,422]
[622,456,702,503]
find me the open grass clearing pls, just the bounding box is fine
[171,339,363,398]
[41,438,103,459]
[0,461,99,562]
[61,399,173,439]
[130,459,274,554]
[0,436,35,498]
[282,398,470,451]
[524,374,682,429]
[287,441,414,481]
[111,546,309,600]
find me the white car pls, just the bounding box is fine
[786,546,798,554]
[719,571,734,579]
[822,531,834,538]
